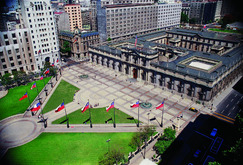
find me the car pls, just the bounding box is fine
[210,128,217,137]
[193,149,201,158]
[189,107,198,113]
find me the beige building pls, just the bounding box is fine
[0,29,36,76]
[64,4,82,32]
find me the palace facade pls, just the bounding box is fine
[89,29,243,101]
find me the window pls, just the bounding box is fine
[8,50,11,54]
[4,34,8,39]
[9,57,13,61]
[1,59,5,63]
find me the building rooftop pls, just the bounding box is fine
[168,28,241,43]
[59,31,99,38]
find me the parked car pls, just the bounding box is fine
[189,107,198,113]
[193,149,201,158]
[210,128,217,137]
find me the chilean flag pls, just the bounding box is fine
[106,101,114,112]
[130,101,139,108]
[55,102,65,112]
[56,58,59,63]
[19,92,28,101]
[38,49,41,54]
[44,68,49,74]
[30,83,36,90]
[30,102,41,112]
[52,63,54,67]
[156,101,164,110]
[203,24,207,29]
[81,102,89,113]
[40,75,43,80]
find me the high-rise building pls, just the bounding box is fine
[18,0,60,70]
[93,0,182,42]
[64,4,82,32]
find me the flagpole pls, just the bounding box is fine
[26,90,31,108]
[113,99,116,128]
[137,101,140,127]
[161,100,165,127]
[88,99,92,128]
[63,99,69,128]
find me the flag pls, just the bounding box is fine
[30,83,36,90]
[203,24,206,29]
[44,68,49,74]
[19,92,28,101]
[135,35,137,47]
[55,102,65,112]
[30,102,41,112]
[73,38,78,43]
[52,63,54,66]
[38,49,41,54]
[156,101,164,110]
[130,101,139,108]
[56,58,59,63]
[40,75,43,80]
[81,102,89,113]
[106,101,114,112]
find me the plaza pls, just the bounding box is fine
[0,57,241,164]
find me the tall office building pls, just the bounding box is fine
[64,4,82,32]
[18,0,60,70]
[94,0,182,42]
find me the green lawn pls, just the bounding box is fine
[0,77,51,120]
[42,80,79,113]
[52,107,139,124]
[2,132,135,165]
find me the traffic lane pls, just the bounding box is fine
[216,90,243,118]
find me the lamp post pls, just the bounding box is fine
[106,139,110,153]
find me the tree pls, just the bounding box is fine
[208,162,221,165]
[13,70,27,86]
[154,127,176,155]
[60,41,71,54]
[0,73,13,89]
[99,147,126,165]
[189,18,196,24]
[129,132,143,151]
[129,125,156,151]
[107,37,111,41]
[181,12,189,23]
[155,139,173,155]
[161,127,176,141]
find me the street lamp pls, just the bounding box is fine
[147,112,150,125]
[106,139,111,153]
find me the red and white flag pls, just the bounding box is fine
[130,101,139,108]
[156,101,164,110]
[30,102,41,112]
[55,102,65,112]
[81,102,89,113]
[19,92,28,101]
[30,83,36,90]
[106,101,114,112]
